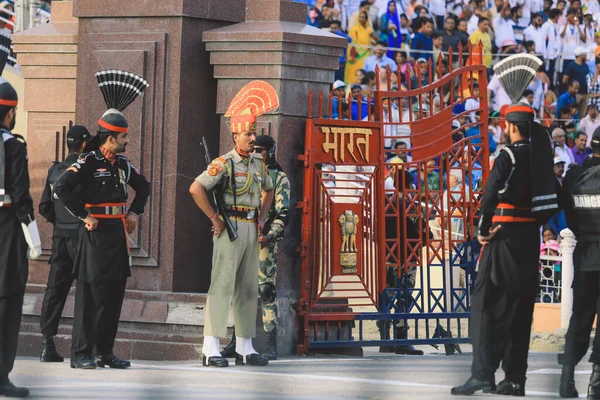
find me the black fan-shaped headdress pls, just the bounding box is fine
[493,54,543,122]
[95,70,149,112]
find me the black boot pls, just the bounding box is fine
[559,365,579,398]
[235,353,269,366]
[394,327,424,355]
[378,322,394,353]
[0,380,29,398]
[220,327,236,358]
[262,330,277,360]
[94,354,131,369]
[587,363,600,399]
[202,355,229,367]
[496,378,526,396]
[39,336,64,363]
[451,376,496,395]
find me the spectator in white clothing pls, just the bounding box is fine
[542,9,562,88]
[524,14,546,57]
[487,73,511,110]
[465,83,480,122]
[559,9,586,79]
[493,5,516,48]
[552,127,575,174]
[578,103,600,147]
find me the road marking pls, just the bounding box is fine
[528,368,592,375]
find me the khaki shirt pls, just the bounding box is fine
[196,148,273,208]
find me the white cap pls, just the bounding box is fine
[333,80,346,90]
[574,46,588,56]
[554,156,566,165]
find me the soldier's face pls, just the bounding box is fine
[7,107,15,131]
[234,131,256,153]
[110,132,129,153]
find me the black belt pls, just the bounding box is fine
[224,206,258,222]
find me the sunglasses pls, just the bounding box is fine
[253,147,266,153]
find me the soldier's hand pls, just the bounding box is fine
[125,213,138,234]
[83,216,98,231]
[259,234,271,249]
[477,224,501,245]
[212,218,226,238]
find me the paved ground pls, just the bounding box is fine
[7,345,595,399]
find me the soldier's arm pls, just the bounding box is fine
[38,169,55,223]
[190,158,228,233]
[258,161,274,227]
[5,139,34,223]
[53,155,89,220]
[478,150,512,237]
[267,172,291,240]
[126,162,151,216]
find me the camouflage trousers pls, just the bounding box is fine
[259,241,279,333]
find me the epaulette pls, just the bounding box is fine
[215,154,233,164]
[12,133,26,144]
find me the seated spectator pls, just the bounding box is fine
[331,80,348,119]
[355,68,366,86]
[522,89,534,106]
[465,83,480,122]
[364,42,398,72]
[488,111,503,145]
[410,58,429,88]
[578,104,600,147]
[571,131,592,164]
[350,84,370,120]
[552,128,575,171]
[395,51,413,79]
[487,72,511,110]
[410,17,434,64]
[556,80,580,120]
[432,31,444,68]
[416,159,441,194]
[542,226,557,244]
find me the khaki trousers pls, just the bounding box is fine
[204,220,259,338]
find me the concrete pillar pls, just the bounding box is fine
[560,228,576,329]
[203,0,346,355]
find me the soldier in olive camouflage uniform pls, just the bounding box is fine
[254,135,290,360]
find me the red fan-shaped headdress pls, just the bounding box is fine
[225,81,279,133]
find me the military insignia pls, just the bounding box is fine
[218,156,227,163]
[208,166,219,176]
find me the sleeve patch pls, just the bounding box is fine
[208,166,219,176]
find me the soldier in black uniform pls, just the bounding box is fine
[54,70,150,369]
[0,78,41,398]
[558,129,600,399]
[451,55,558,397]
[38,125,91,363]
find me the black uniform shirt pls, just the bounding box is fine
[54,149,150,220]
[479,140,532,236]
[39,152,81,238]
[561,156,600,271]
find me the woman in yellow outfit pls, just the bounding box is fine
[346,11,380,84]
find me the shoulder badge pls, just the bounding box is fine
[12,133,26,144]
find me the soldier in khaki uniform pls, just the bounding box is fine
[189,81,277,368]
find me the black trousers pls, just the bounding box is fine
[39,236,77,338]
[470,279,536,382]
[71,279,127,361]
[0,293,24,381]
[561,270,600,366]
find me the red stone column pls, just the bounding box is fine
[203,0,346,354]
